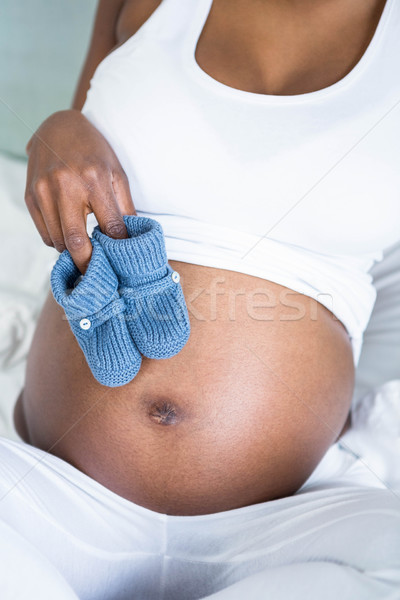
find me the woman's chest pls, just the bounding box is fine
[83,0,399,256]
[116,0,387,97]
[84,64,400,256]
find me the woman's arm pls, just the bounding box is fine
[71,0,126,111]
[72,0,162,110]
[25,0,163,272]
[24,0,155,273]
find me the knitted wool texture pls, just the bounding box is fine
[50,239,142,387]
[92,216,191,359]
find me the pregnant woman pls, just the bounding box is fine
[3,0,400,598]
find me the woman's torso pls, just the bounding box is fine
[17,0,392,515]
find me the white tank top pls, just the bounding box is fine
[82,0,400,366]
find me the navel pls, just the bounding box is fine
[148,400,181,426]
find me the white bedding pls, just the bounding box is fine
[0,152,57,439]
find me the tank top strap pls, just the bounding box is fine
[117,0,185,44]
[150,0,211,43]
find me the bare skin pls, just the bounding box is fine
[16,0,386,516]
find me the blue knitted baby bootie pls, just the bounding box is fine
[50,239,142,387]
[92,216,191,359]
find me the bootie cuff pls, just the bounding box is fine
[92,216,169,284]
[50,239,119,318]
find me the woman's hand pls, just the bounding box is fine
[25,109,135,273]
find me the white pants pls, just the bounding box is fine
[1,383,400,600]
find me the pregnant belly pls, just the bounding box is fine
[18,261,354,516]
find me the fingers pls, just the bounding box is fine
[41,203,65,253]
[90,184,129,240]
[26,175,92,273]
[111,169,136,217]
[59,170,130,272]
[25,191,53,248]
[25,179,55,248]
[25,164,136,274]
[58,202,93,274]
